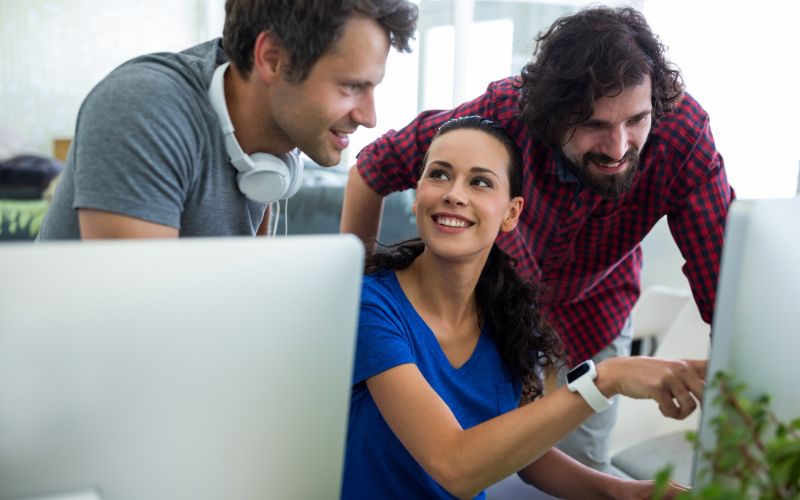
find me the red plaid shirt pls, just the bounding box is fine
[357,77,734,362]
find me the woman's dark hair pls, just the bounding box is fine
[422,116,524,198]
[366,116,563,400]
[518,6,685,147]
[223,0,418,81]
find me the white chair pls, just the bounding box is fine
[630,284,692,355]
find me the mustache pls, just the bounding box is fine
[583,148,639,165]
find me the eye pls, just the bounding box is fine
[342,83,363,94]
[426,168,450,181]
[627,114,650,126]
[580,121,604,130]
[472,177,493,188]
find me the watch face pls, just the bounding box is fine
[567,361,592,384]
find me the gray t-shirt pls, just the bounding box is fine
[38,39,266,239]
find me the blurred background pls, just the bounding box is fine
[1,0,798,198]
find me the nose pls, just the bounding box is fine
[351,91,377,129]
[599,125,628,161]
[442,182,468,206]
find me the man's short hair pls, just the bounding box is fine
[518,6,685,147]
[222,0,418,82]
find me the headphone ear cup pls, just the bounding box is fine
[281,153,305,200]
[236,153,290,204]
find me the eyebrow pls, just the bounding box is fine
[583,109,652,126]
[426,161,501,179]
[341,79,375,89]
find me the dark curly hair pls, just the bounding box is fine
[366,116,563,400]
[518,6,685,147]
[223,0,418,81]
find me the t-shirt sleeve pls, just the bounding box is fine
[352,281,416,385]
[72,65,203,228]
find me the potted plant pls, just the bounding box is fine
[655,372,800,499]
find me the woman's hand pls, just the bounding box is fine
[596,357,706,419]
[607,477,690,499]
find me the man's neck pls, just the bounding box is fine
[224,64,291,156]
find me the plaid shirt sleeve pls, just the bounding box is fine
[355,78,522,196]
[662,96,735,325]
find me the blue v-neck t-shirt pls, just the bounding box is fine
[341,271,523,499]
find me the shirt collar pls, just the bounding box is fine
[554,150,581,185]
[215,38,228,65]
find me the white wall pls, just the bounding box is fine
[346,38,419,167]
[643,0,800,198]
[0,0,220,157]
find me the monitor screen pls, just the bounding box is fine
[0,235,363,500]
[693,196,800,487]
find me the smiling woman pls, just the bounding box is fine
[341,115,704,499]
[412,126,522,261]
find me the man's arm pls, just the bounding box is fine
[663,102,734,325]
[81,204,271,239]
[340,166,385,250]
[79,209,178,239]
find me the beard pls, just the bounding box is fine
[560,148,640,199]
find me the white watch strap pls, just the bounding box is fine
[571,375,613,413]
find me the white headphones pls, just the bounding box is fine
[207,62,304,204]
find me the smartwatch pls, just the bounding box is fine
[566,360,612,413]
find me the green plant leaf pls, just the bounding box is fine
[652,465,674,500]
[657,370,800,499]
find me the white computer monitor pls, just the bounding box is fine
[693,196,800,487]
[0,235,363,500]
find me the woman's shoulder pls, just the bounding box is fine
[361,270,417,323]
[363,269,396,290]
[361,270,400,304]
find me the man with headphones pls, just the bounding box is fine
[38,0,418,240]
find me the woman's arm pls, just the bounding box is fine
[518,448,620,499]
[517,448,691,499]
[366,356,704,499]
[366,363,590,499]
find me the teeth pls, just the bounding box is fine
[436,216,468,228]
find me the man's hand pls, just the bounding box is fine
[597,357,707,419]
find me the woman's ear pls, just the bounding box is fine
[500,196,524,233]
